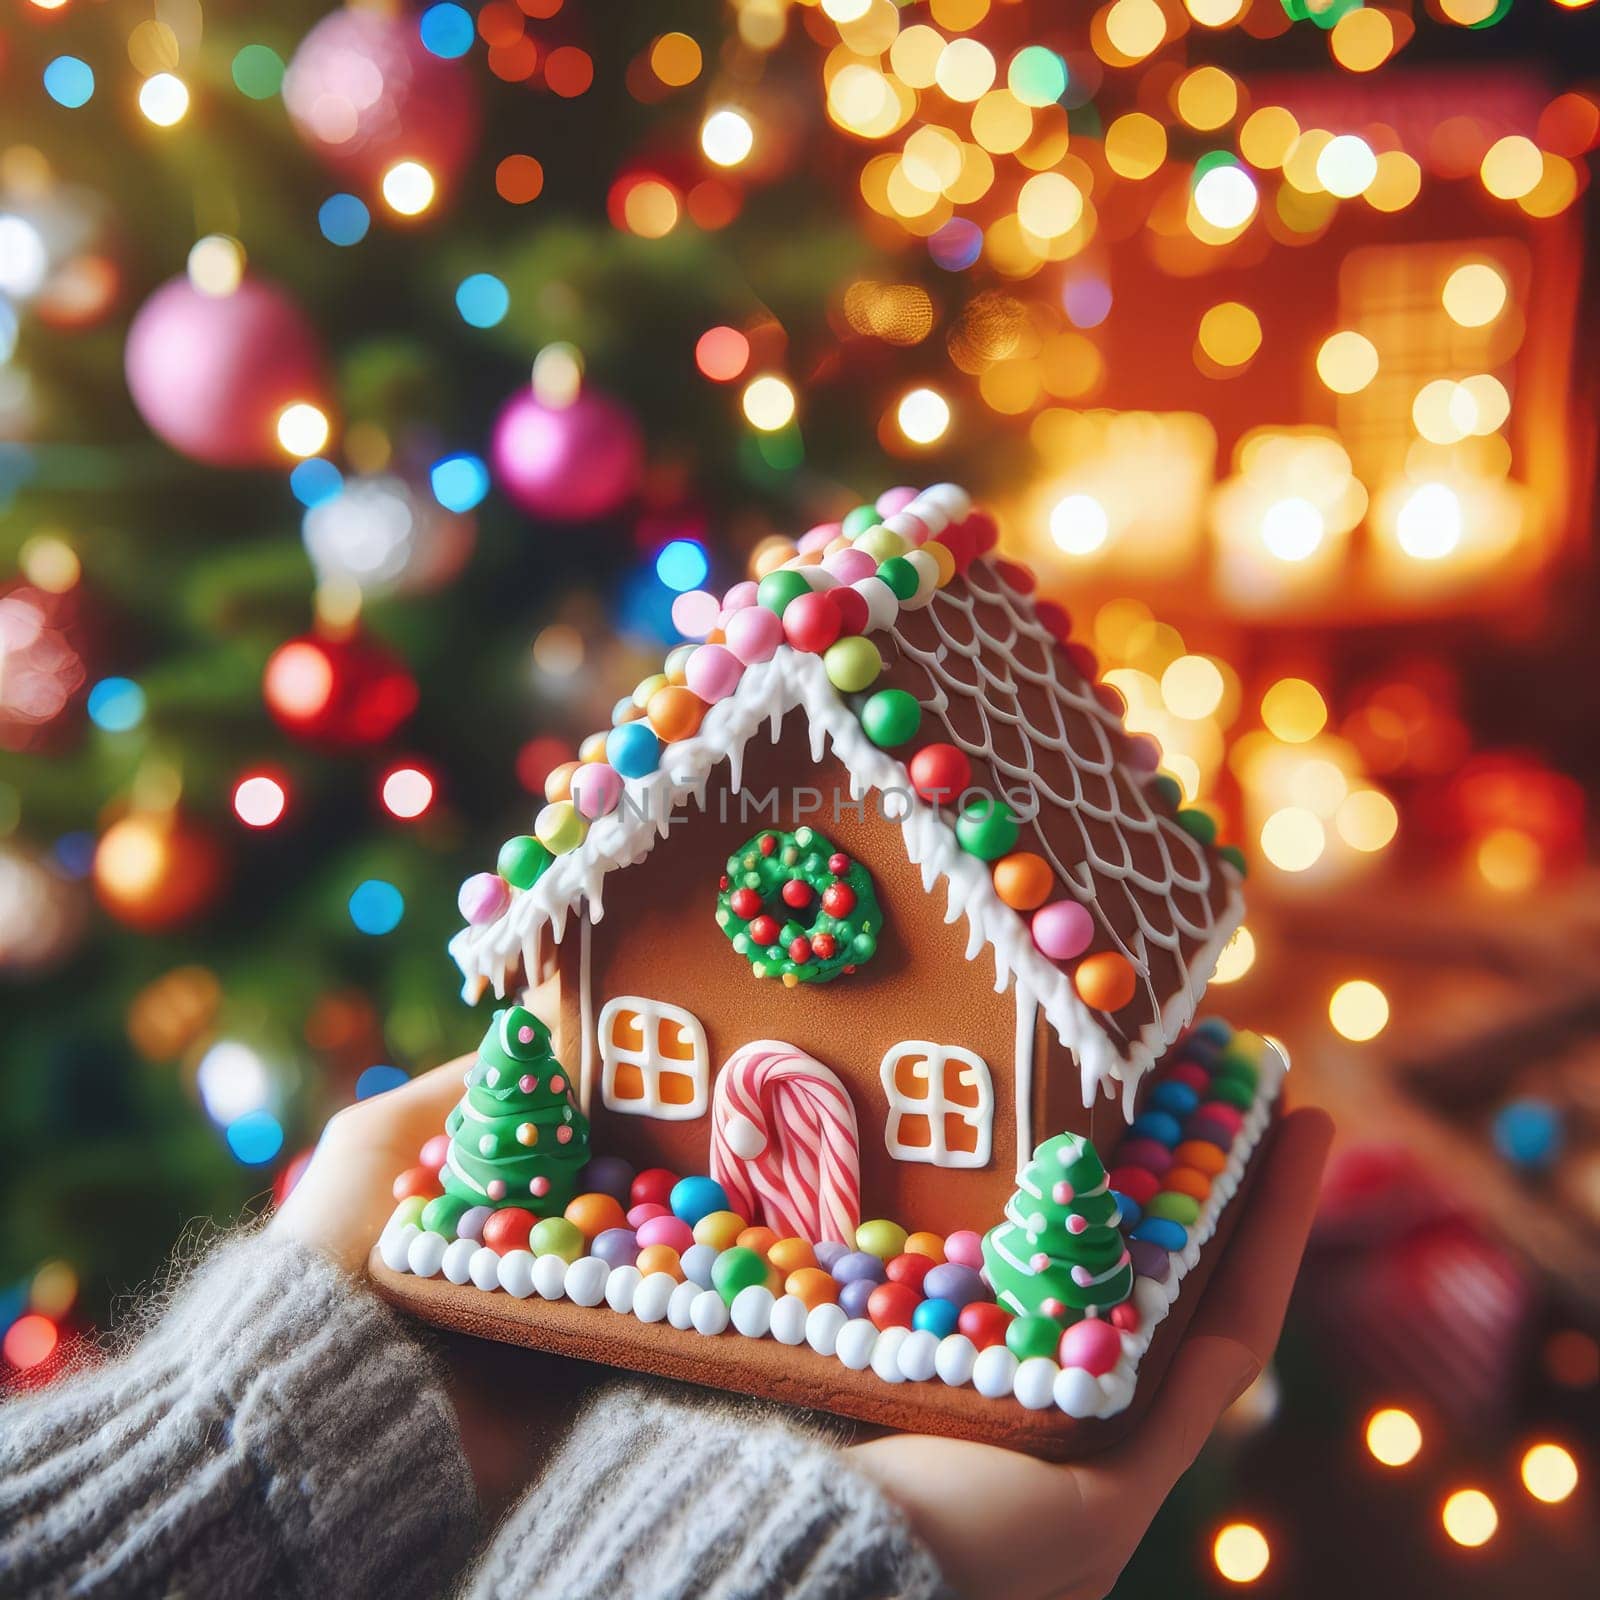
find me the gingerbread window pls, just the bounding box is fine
[597,996,709,1120]
[878,1042,993,1169]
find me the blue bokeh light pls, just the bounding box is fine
[348,878,405,935]
[419,3,475,59]
[455,273,510,329]
[51,831,96,880]
[44,57,95,109]
[356,1064,410,1100]
[654,538,709,592]
[290,457,343,508]
[86,677,147,732]
[226,1111,285,1165]
[1492,1097,1563,1170]
[928,218,983,272]
[430,452,490,512]
[318,193,370,247]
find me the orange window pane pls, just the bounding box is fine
[896,1113,933,1148]
[944,1113,980,1154]
[657,1020,696,1061]
[943,1059,981,1108]
[610,1010,643,1050]
[659,1072,697,1105]
[611,1062,645,1101]
[893,1053,932,1098]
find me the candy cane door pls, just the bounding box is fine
[710,1041,862,1248]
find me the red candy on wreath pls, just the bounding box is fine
[748,915,780,946]
[781,878,812,909]
[831,586,869,636]
[821,882,856,917]
[811,932,837,960]
[758,833,777,857]
[788,935,812,963]
[730,887,761,919]
[782,590,841,654]
[828,853,851,876]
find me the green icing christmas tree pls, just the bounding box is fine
[982,1131,1133,1323]
[432,1006,589,1226]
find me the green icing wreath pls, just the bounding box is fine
[716,827,883,985]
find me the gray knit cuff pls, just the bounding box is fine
[465,1382,948,1600]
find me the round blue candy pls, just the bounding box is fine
[577,1155,635,1206]
[669,1174,729,1226]
[1131,1109,1183,1147]
[838,1279,877,1319]
[1492,1097,1563,1170]
[1109,1191,1141,1229]
[831,1250,888,1285]
[922,1263,986,1307]
[1151,1081,1199,1119]
[1192,1017,1233,1046]
[592,1228,639,1268]
[913,1297,960,1338]
[814,1239,848,1271]
[680,1242,719,1289]
[606,721,662,779]
[1130,1217,1188,1253]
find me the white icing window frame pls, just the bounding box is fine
[879,1042,994,1169]
[597,995,709,1120]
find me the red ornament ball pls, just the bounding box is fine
[811,932,838,960]
[957,1301,1014,1350]
[491,388,643,523]
[391,1164,442,1202]
[788,935,813,964]
[831,586,869,636]
[758,833,778,856]
[828,853,851,876]
[630,1168,679,1209]
[867,1282,922,1331]
[730,887,761,919]
[821,882,856,918]
[781,590,841,654]
[780,878,812,909]
[748,915,780,947]
[263,631,419,747]
[908,743,971,806]
[885,1252,933,1293]
[481,1206,537,1255]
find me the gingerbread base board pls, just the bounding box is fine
[370,1111,1274,1461]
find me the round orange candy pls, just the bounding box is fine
[824,535,851,557]
[785,1267,839,1310]
[736,1225,780,1259]
[751,538,798,578]
[767,1236,817,1275]
[1074,950,1137,1012]
[647,684,707,743]
[993,851,1054,911]
[564,1192,628,1240]
[904,1230,946,1262]
[579,731,609,763]
[543,760,581,804]
[1164,1167,1212,1202]
[924,539,956,589]
[635,1243,684,1280]
[1174,1140,1227,1176]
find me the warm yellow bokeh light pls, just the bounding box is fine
[1194,165,1259,229]
[622,179,680,237]
[1261,807,1325,872]
[650,32,702,87]
[19,534,81,594]
[1442,262,1508,327]
[935,38,997,103]
[1261,678,1327,742]
[889,24,945,88]
[742,375,796,431]
[1106,0,1168,60]
[1176,67,1238,132]
[1330,979,1389,1041]
[1185,0,1247,24]
[1105,113,1167,179]
[1396,483,1462,560]
[276,403,330,458]
[1049,493,1109,555]
[902,127,963,191]
[381,161,436,216]
[139,73,189,126]
[1481,135,1544,200]
[701,109,754,167]
[1331,8,1395,72]
[1162,655,1225,719]
[1211,924,1256,984]
[187,235,244,298]
[1317,134,1379,197]
[1317,330,1379,394]
[1366,1407,1423,1466]
[1240,106,1300,170]
[1337,790,1399,852]
[971,91,1032,155]
[1212,1522,1271,1585]
[1261,497,1325,561]
[1366,150,1423,213]
[1198,301,1262,368]
[1520,1443,1579,1505]
[1017,172,1083,238]
[896,386,951,444]
[1476,827,1542,892]
[1441,1489,1498,1548]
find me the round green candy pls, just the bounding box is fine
[497,834,554,890]
[529,1216,586,1262]
[876,555,920,601]
[1176,808,1217,847]
[757,569,812,617]
[712,1246,770,1305]
[1006,1313,1064,1362]
[421,1193,473,1238]
[824,636,882,692]
[1150,775,1183,810]
[1214,1049,1259,1086]
[1220,844,1248,877]
[855,1218,908,1259]
[955,796,1019,861]
[1207,1073,1256,1111]
[851,931,876,960]
[841,503,882,537]
[1146,1192,1201,1226]
[860,688,922,748]
[392,1194,428,1229]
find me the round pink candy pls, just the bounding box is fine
[798,520,841,553]
[822,547,876,586]
[1058,1317,1122,1376]
[884,511,929,547]
[721,580,758,613]
[944,1229,984,1269]
[458,872,511,925]
[570,762,624,820]
[685,642,744,702]
[723,605,784,665]
[1128,735,1162,773]
[671,588,721,641]
[627,1201,669,1228]
[876,485,919,517]
[419,1133,450,1172]
[635,1214,695,1252]
[1032,900,1095,962]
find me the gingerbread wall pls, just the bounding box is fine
[557,714,1108,1239]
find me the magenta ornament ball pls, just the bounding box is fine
[684,643,743,703]
[569,762,624,821]
[1031,899,1095,962]
[283,7,479,189]
[723,606,783,666]
[457,872,511,925]
[1057,1316,1122,1377]
[490,388,643,522]
[124,277,327,468]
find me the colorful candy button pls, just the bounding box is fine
[631,1168,679,1208]
[635,1244,684,1280]
[1130,1217,1188,1253]
[712,1246,770,1306]
[692,1210,748,1252]
[1127,1239,1171,1282]
[943,1229,984,1269]
[1107,1166,1161,1207]
[565,1192,627,1239]
[1006,1314,1063,1361]
[668,1175,729,1226]
[766,1237,817,1275]
[1057,1317,1121,1377]
[957,1301,1013,1350]
[1146,1192,1200,1226]
[867,1282,921,1331]
[856,1219,909,1259]
[913,1297,960,1338]
[1172,1140,1228,1176]
[529,1216,585,1262]
[785,1268,839,1310]
[1163,1167,1212,1202]
[1150,1081,1200,1119]
[1113,1139,1174,1176]
[922,1263,986,1306]
[1130,1110,1183,1147]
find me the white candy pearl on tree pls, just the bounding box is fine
[532,1253,568,1300]
[564,1257,609,1308]
[442,1238,477,1285]
[667,1279,700,1330]
[690,1289,730,1336]
[1013,1357,1060,1411]
[379,1224,419,1273]
[900,549,941,610]
[851,575,899,634]
[834,1318,878,1371]
[934,1334,978,1388]
[972,1344,1019,1400]
[1053,1365,1103,1417]
[469,1246,501,1292]
[407,1230,448,1279]
[498,1250,536,1299]
[730,1284,775,1338]
[897,1329,941,1383]
[605,1265,642,1314]
[769,1295,808,1346]
[870,1326,910,1383]
[632,1272,677,1324]
[805,1302,848,1357]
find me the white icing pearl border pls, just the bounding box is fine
[378,1045,1283,1420]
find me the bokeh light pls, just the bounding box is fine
[3,1314,59,1371]
[1317,135,1379,198]
[1199,302,1263,369]
[742,375,796,430]
[1441,1489,1498,1548]
[456,272,510,328]
[86,677,147,733]
[1337,790,1399,852]
[226,1110,285,1165]
[318,194,370,246]
[381,162,436,216]
[43,57,95,109]
[1366,1407,1423,1466]
[655,538,710,591]
[1442,262,1507,326]
[702,109,754,167]
[348,878,405,935]
[1212,1522,1271,1584]
[696,325,750,382]
[1330,979,1390,1041]
[651,32,703,87]
[276,403,331,459]
[897,386,952,444]
[1050,493,1110,555]
[1260,498,1325,561]
[496,155,545,204]
[1481,136,1543,200]
[420,3,475,59]
[1396,483,1462,560]
[1211,925,1256,984]
[357,1063,409,1099]
[1194,164,1259,228]
[381,766,434,819]
[139,74,190,127]
[1261,807,1325,872]
[1317,331,1379,394]
[233,774,287,828]
[232,45,286,99]
[1520,1443,1578,1504]
[430,453,489,512]
[187,235,245,298]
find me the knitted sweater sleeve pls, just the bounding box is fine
[0,1230,476,1600]
[464,1382,950,1600]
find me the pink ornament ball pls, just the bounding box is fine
[419,1134,450,1173]
[1052,1180,1075,1205]
[671,589,721,641]
[1057,1317,1122,1377]
[685,643,743,703]
[724,605,783,666]
[822,547,877,587]
[944,1229,985,1270]
[1032,900,1095,962]
[627,1202,669,1228]
[570,762,624,820]
[491,388,643,522]
[458,871,512,925]
[635,1214,695,1253]
[125,277,327,468]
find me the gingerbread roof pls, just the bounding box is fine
[449,483,1243,1114]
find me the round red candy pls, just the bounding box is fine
[1114,1139,1174,1175]
[828,853,850,877]
[821,882,855,918]
[831,586,869,636]
[788,936,812,963]
[631,1167,679,1208]
[1065,642,1097,680]
[812,932,837,960]
[1057,1316,1122,1377]
[482,1206,536,1255]
[909,743,971,806]
[392,1164,443,1202]
[418,1134,450,1172]
[867,1282,922,1331]
[886,1252,933,1292]
[1107,1166,1162,1207]
[748,915,780,946]
[965,511,1000,554]
[758,833,777,855]
[730,887,761,919]
[781,878,812,909]
[782,590,841,654]
[957,1301,1013,1350]
[994,558,1035,594]
[1110,1302,1141,1334]
[1166,1062,1211,1095]
[627,1201,669,1228]
[1198,1102,1244,1137]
